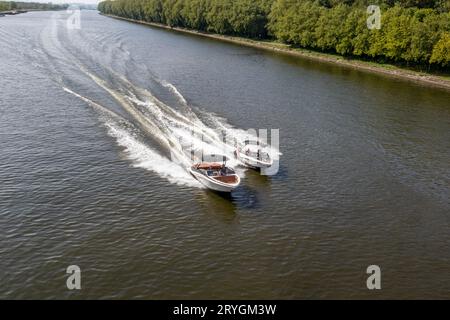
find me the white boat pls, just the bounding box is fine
[189,161,240,193]
[236,139,273,169]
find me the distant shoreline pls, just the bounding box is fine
[102,14,450,91]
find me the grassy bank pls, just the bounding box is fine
[102,13,450,91]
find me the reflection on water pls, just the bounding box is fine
[195,191,238,219]
[195,183,262,217]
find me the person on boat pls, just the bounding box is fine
[220,164,227,176]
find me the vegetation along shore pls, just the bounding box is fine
[0,1,68,12]
[98,0,450,90]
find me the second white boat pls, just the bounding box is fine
[236,139,273,169]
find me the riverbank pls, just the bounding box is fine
[102,13,450,91]
[0,10,27,15]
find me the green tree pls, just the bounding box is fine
[430,32,450,66]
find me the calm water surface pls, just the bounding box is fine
[1,11,449,299]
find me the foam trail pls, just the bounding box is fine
[63,87,124,121]
[161,80,188,105]
[201,111,282,157]
[156,79,204,124]
[105,123,203,188]
[79,67,176,153]
[119,75,204,129]
[97,67,223,150]
[130,94,240,166]
[51,32,175,156]
[126,95,219,147]
[62,87,202,188]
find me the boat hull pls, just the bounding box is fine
[189,168,239,193]
[237,152,273,169]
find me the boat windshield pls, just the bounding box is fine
[244,140,259,146]
[221,167,235,175]
[244,150,270,161]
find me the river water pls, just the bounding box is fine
[1,11,449,299]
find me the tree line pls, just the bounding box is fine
[97,0,450,69]
[0,1,69,12]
